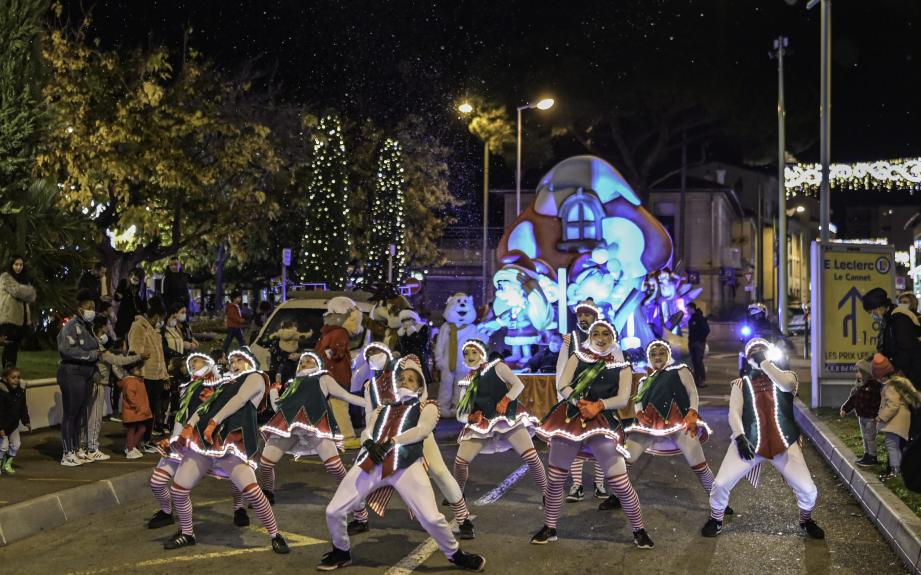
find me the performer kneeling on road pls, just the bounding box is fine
[320,358,486,571]
[531,320,654,549]
[148,353,252,529]
[453,339,547,507]
[166,347,289,553]
[623,340,730,512]
[259,351,370,533]
[362,344,476,540]
[701,338,824,539]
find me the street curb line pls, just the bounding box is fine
[0,467,152,547]
[794,398,921,574]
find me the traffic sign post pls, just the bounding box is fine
[810,241,895,407]
[281,248,292,302]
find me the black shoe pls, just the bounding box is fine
[263,489,275,506]
[458,518,476,540]
[701,518,723,537]
[164,531,196,549]
[234,508,250,527]
[593,484,608,499]
[800,519,825,539]
[272,533,290,554]
[148,510,174,529]
[317,546,352,570]
[566,485,584,502]
[449,549,486,572]
[725,506,734,516]
[633,529,655,549]
[347,520,369,536]
[856,454,879,467]
[530,524,558,544]
[598,495,621,510]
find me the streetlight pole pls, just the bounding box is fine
[515,98,554,217]
[482,140,489,305]
[772,36,789,334]
[808,0,832,242]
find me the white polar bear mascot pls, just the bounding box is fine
[434,292,483,415]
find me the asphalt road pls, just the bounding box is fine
[0,348,910,575]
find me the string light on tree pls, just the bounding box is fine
[300,114,351,289]
[366,138,407,284]
[785,157,921,197]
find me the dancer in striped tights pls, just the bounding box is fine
[165,348,289,553]
[531,320,653,548]
[452,340,547,508]
[147,353,252,529]
[258,351,370,534]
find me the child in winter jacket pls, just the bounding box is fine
[840,359,883,466]
[118,360,152,459]
[268,320,313,383]
[0,367,31,474]
[876,375,921,479]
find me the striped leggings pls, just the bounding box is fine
[544,436,645,532]
[569,452,604,488]
[150,457,244,515]
[453,425,547,496]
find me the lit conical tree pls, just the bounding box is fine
[300,114,351,289]
[365,138,406,285]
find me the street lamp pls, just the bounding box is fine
[458,102,490,304]
[796,205,806,213]
[516,98,555,216]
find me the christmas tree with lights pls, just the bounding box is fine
[365,138,406,284]
[300,114,351,289]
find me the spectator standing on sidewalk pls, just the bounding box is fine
[114,268,147,339]
[78,262,111,306]
[839,358,882,467]
[0,255,36,368]
[161,257,191,313]
[897,292,921,327]
[687,302,710,388]
[128,298,168,451]
[223,292,247,353]
[0,366,31,474]
[118,359,152,459]
[876,371,921,481]
[862,288,921,388]
[57,289,100,467]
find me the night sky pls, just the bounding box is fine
[63,0,921,220]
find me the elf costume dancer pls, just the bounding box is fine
[555,299,621,502]
[453,339,548,503]
[259,351,370,533]
[623,340,727,510]
[319,357,485,571]
[532,320,653,548]
[147,353,253,529]
[362,344,476,539]
[701,338,824,539]
[166,347,289,553]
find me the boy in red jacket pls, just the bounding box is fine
[223,292,247,353]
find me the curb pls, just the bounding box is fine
[0,468,151,546]
[794,398,921,574]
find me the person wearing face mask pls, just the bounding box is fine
[167,348,289,553]
[81,315,141,461]
[897,292,921,326]
[128,297,169,450]
[162,303,198,429]
[621,340,726,512]
[701,338,823,540]
[259,351,370,532]
[863,288,921,389]
[56,290,102,467]
[452,340,547,506]
[532,320,654,549]
[362,347,477,539]
[319,357,486,572]
[147,353,251,530]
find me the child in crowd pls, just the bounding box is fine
[210,348,229,372]
[0,367,31,474]
[840,359,882,467]
[119,360,152,459]
[877,373,921,480]
[268,320,313,383]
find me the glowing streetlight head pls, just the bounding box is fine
[536,98,555,110]
[458,102,473,114]
[795,205,806,213]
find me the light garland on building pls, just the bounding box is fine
[784,157,921,197]
[300,114,351,289]
[366,138,407,284]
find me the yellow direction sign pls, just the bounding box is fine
[816,243,894,378]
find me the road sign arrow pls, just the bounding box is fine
[837,286,862,346]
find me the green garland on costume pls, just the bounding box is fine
[175,379,204,423]
[565,360,607,401]
[456,372,480,415]
[278,377,303,402]
[633,371,661,403]
[195,382,228,416]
